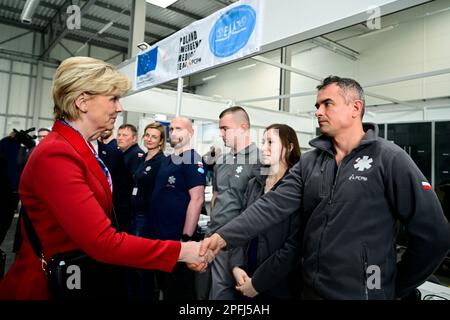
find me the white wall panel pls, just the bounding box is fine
[43,66,57,79]
[9,75,30,116]
[39,79,54,119]
[12,61,31,75]
[121,88,314,134]
[0,116,5,138]
[0,26,34,54]
[5,117,26,134]
[38,119,54,130]
[0,59,10,72]
[192,57,280,110]
[0,73,9,114]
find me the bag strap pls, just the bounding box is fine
[21,207,48,272]
[22,203,118,273]
[111,205,120,230]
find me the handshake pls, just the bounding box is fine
[178,234,227,272]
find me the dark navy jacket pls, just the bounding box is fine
[98,140,144,232]
[149,149,205,240]
[131,151,165,216]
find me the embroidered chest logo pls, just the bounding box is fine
[354,156,373,172]
[145,166,152,172]
[168,176,176,185]
[235,165,243,178]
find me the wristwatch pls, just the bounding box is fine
[181,234,192,242]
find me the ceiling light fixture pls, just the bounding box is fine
[137,42,151,51]
[20,0,40,24]
[425,7,450,17]
[202,75,217,81]
[238,63,257,71]
[145,0,178,8]
[98,21,114,35]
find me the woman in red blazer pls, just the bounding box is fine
[0,57,208,300]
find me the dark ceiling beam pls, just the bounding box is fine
[15,0,161,41]
[66,33,127,53]
[21,0,60,11]
[0,47,61,65]
[210,0,229,7]
[166,5,203,20]
[82,13,161,41]
[74,25,129,43]
[0,4,52,28]
[0,0,213,55]
[0,15,43,33]
[0,2,129,54]
[40,0,97,58]
[94,1,181,31]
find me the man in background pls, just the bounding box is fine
[149,117,206,300]
[206,106,261,300]
[114,124,144,232]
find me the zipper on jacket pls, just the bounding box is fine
[362,244,369,300]
[328,152,356,204]
[328,165,341,204]
[320,159,327,196]
[313,215,328,287]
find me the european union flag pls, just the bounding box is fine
[137,47,158,77]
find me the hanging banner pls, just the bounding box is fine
[136,0,262,90]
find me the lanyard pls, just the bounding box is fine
[60,119,113,191]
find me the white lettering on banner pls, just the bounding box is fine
[215,15,248,42]
[136,0,262,90]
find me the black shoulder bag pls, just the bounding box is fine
[22,208,125,300]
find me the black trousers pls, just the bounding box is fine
[156,263,196,300]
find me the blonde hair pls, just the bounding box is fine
[52,57,131,121]
[143,122,167,152]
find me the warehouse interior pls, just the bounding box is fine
[0,0,449,301]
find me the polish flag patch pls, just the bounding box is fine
[421,181,432,190]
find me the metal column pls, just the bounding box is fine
[176,77,184,116]
[128,0,147,59]
[126,0,147,123]
[279,47,291,112]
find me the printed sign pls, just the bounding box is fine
[136,0,262,90]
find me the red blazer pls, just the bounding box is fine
[0,121,180,299]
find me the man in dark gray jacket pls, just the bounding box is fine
[206,106,261,299]
[200,76,450,299]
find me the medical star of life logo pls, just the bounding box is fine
[354,156,373,172]
[236,166,243,174]
[168,176,176,184]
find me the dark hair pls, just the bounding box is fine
[219,106,250,127]
[317,75,365,118]
[143,122,166,152]
[265,124,301,168]
[118,123,138,137]
[37,128,50,133]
